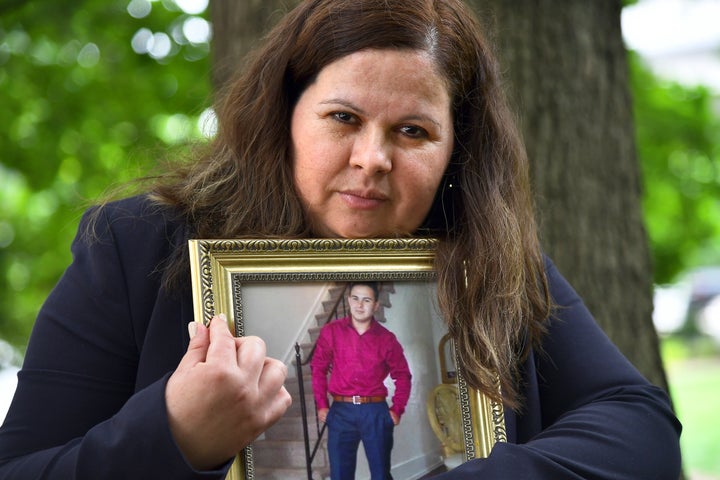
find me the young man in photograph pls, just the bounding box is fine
[311,282,412,480]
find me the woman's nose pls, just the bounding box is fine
[349,128,392,175]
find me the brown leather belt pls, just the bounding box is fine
[332,395,386,405]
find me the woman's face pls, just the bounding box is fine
[290,48,454,238]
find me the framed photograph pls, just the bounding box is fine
[189,238,506,480]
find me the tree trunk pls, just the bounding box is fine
[472,0,669,392]
[210,0,670,391]
[210,0,298,91]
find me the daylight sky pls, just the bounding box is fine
[622,0,720,91]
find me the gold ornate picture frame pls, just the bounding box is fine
[189,238,505,480]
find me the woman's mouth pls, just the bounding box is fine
[339,190,388,210]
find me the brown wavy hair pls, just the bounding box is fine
[151,0,551,409]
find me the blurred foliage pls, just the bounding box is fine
[0,0,211,348]
[629,52,720,285]
[1,1,719,350]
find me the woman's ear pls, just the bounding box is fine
[419,165,460,236]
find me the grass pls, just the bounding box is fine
[662,336,720,478]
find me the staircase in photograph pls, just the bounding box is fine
[252,371,329,480]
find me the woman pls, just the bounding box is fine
[0,0,681,479]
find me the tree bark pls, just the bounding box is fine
[210,0,298,91]
[210,0,670,391]
[473,0,669,391]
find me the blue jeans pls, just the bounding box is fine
[326,401,395,480]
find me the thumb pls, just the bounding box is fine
[176,320,210,371]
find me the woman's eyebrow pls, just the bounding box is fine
[320,98,366,115]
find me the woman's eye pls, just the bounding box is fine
[399,125,428,138]
[332,111,355,123]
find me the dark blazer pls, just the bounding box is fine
[0,195,681,479]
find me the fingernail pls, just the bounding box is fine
[188,321,198,339]
[218,313,227,322]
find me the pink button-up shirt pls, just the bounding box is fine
[310,316,412,417]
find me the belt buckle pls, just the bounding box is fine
[352,395,361,405]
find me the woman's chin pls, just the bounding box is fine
[317,225,409,239]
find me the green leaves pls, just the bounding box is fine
[629,52,720,284]
[0,0,211,346]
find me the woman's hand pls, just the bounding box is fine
[165,315,292,470]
